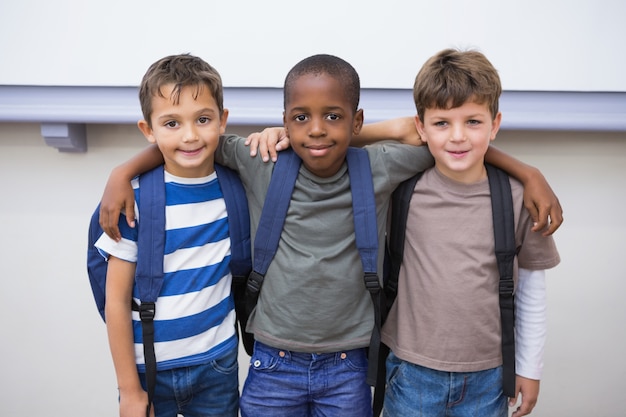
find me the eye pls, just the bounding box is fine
[467,119,481,126]
[165,120,179,128]
[294,114,308,122]
[434,121,447,127]
[326,113,340,121]
[198,116,210,125]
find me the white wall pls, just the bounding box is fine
[0,122,625,416]
[1,0,625,91]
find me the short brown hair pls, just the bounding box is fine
[413,49,501,122]
[139,54,223,126]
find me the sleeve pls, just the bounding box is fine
[366,143,434,186]
[94,221,138,263]
[515,267,547,380]
[94,195,140,263]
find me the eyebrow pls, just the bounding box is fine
[287,105,346,113]
[156,108,218,121]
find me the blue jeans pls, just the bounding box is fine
[383,351,507,417]
[138,346,239,417]
[240,341,373,417]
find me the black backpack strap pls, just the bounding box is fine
[345,148,380,387]
[246,149,301,315]
[384,172,423,318]
[486,163,517,398]
[373,171,422,416]
[135,165,166,417]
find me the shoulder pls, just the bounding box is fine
[364,143,434,182]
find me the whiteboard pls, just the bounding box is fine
[1,0,625,92]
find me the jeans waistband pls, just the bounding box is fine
[254,341,366,365]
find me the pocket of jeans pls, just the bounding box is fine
[341,349,368,372]
[212,348,239,374]
[249,348,280,373]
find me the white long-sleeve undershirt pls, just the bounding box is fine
[515,267,547,380]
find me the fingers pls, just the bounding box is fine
[98,205,117,241]
[529,201,564,236]
[510,398,536,417]
[246,129,279,162]
[525,201,541,232]
[124,198,136,229]
[544,200,563,236]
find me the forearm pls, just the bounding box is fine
[112,144,164,181]
[484,146,539,183]
[106,304,142,392]
[352,117,422,147]
[105,258,142,392]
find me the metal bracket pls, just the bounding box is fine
[41,123,87,152]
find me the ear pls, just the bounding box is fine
[137,120,156,144]
[219,108,229,135]
[490,112,502,141]
[283,111,289,136]
[414,115,427,143]
[352,109,364,135]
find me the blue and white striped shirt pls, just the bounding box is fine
[95,169,237,372]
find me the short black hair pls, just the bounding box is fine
[283,54,360,112]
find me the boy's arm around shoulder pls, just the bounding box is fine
[485,146,563,236]
[99,144,163,241]
[352,117,425,147]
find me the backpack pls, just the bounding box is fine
[373,163,517,416]
[86,163,252,417]
[243,147,384,386]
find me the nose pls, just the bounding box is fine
[183,124,199,142]
[308,117,326,137]
[450,124,466,142]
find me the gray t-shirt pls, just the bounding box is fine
[216,135,434,352]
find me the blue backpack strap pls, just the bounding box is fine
[245,149,301,313]
[136,165,166,417]
[345,147,381,387]
[215,163,252,277]
[214,163,254,355]
[486,163,517,398]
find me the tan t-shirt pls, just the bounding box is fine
[381,166,560,372]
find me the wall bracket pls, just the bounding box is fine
[41,123,87,153]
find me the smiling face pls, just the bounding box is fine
[416,100,501,183]
[283,73,363,178]
[138,83,228,178]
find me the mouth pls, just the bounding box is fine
[447,149,469,158]
[179,146,204,156]
[304,143,333,156]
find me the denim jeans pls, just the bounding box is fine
[138,346,239,417]
[383,351,507,417]
[240,341,373,417]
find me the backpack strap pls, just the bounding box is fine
[384,172,423,318]
[245,149,300,313]
[214,163,254,355]
[135,165,166,417]
[345,148,381,386]
[486,163,517,398]
[373,171,422,417]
